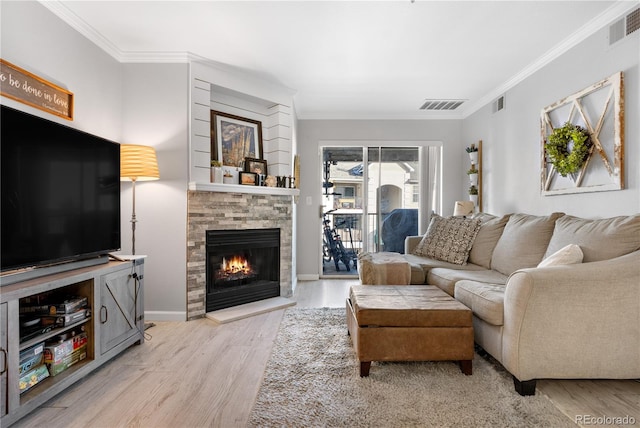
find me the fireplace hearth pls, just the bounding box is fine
[206,228,280,312]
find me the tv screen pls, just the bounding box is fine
[1,105,121,272]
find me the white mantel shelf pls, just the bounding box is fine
[188,182,300,196]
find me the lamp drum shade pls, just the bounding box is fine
[453,200,474,217]
[120,144,160,181]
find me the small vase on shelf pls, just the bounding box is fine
[469,185,478,206]
[211,167,223,183]
[467,167,478,187]
[466,145,479,165]
[211,161,223,183]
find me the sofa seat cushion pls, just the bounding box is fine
[455,281,505,326]
[403,253,487,284]
[427,267,507,296]
[544,214,640,262]
[491,212,564,276]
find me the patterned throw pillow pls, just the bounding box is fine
[412,214,482,265]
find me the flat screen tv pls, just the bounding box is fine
[1,105,121,273]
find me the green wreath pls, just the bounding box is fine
[545,122,592,177]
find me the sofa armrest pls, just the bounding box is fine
[404,235,422,254]
[501,250,640,381]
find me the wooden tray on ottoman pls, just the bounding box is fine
[346,285,474,376]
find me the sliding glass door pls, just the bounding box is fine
[320,143,441,277]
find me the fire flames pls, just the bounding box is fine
[221,255,251,275]
[214,254,258,285]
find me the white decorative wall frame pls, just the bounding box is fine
[541,72,624,195]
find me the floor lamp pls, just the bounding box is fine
[120,144,160,255]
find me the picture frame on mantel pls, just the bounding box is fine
[245,157,268,175]
[239,171,258,186]
[211,110,263,168]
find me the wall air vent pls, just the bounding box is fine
[419,99,465,111]
[609,7,639,46]
[492,95,506,113]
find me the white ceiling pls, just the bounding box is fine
[44,1,634,119]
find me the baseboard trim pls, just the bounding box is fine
[297,274,320,281]
[145,311,186,322]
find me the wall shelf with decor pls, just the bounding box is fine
[466,141,482,212]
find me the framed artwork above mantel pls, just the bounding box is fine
[210,110,263,168]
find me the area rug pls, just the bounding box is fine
[248,308,575,427]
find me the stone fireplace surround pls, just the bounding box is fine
[187,190,293,320]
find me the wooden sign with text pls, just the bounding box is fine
[0,59,74,120]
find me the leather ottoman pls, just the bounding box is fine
[346,284,474,376]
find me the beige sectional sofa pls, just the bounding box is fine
[403,212,640,395]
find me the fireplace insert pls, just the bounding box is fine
[206,228,280,312]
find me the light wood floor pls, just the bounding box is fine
[16,279,639,428]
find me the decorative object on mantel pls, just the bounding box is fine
[465,141,482,212]
[222,167,238,184]
[211,110,263,168]
[265,175,277,187]
[239,171,258,185]
[245,157,268,175]
[541,71,624,195]
[294,154,300,189]
[120,144,160,255]
[453,200,474,217]
[275,176,296,188]
[0,59,74,120]
[210,160,223,183]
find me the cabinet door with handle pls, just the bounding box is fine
[99,266,142,355]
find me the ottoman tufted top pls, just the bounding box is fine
[349,285,472,328]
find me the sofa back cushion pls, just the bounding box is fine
[412,214,481,265]
[490,212,564,275]
[469,213,510,269]
[544,214,640,262]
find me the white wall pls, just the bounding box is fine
[296,119,463,278]
[0,1,122,139]
[121,63,189,320]
[1,2,190,320]
[462,19,639,217]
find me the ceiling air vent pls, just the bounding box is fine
[609,7,639,46]
[419,99,465,111]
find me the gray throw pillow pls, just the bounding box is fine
[413,214,481,265]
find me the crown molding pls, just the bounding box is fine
[40,0,637,120]
[461,1,639,119]
[39,1,123,61]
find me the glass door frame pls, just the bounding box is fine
[319,140,443,278]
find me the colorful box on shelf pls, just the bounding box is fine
[19,342,45,375]
[44,332,88,363]
[46,346,87,376]
[19,364,49,394]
